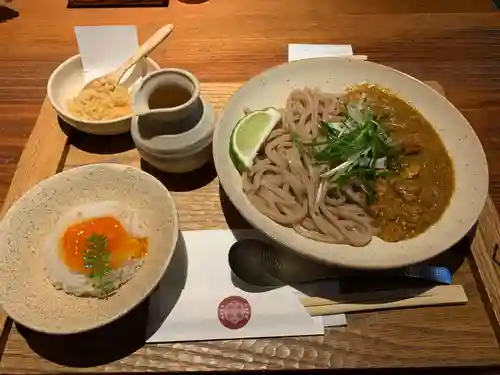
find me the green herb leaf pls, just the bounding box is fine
[83,233,113,298]
[305,99,400,203]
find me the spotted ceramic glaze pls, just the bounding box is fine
[213,57,489,270]
[0,163,178,334]
[131,69,216,174]
[47,54,160,135]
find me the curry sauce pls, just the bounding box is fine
[347,84,454,242]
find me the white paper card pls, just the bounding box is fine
[146,229,325,343]
[169,229,345,328]
[148,290,324,342]
[288,44,353,62]
[74,25,139,83]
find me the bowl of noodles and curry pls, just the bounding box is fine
[213,57,488,269]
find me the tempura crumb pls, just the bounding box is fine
[67,77,132,121]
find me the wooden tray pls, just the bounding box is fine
[1,82,500,372]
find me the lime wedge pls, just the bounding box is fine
[230,107,282,172]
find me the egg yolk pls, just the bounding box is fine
[60,216,148,274]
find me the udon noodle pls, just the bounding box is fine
[242,87,375,246]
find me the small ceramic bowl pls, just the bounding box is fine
[131,69,215,173]
[47,54,160,135]
[0,163,178,334]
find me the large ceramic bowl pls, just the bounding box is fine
[0,163,178,334]
[47,54,160,135]
[213,57,489,270]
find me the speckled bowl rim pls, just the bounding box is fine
[0,163,179,334]
[47,54,161,125]
[131,96,216,157]
[213,57,489,270]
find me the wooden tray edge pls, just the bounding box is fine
[0,97,69,335]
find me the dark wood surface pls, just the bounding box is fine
[68,0,169,8]
[0,0,499,212]
[1,0,500,371]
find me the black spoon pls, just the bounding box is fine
[228,238,452,288]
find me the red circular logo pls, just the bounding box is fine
[217,296,251,329]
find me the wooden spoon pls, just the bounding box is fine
[83,23,174,89]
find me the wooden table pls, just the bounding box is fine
[2,0,500,372]
[0,0,500,209]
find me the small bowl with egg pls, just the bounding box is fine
[47,54,160,135]
[0,163,178,334]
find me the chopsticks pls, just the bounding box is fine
[325,55,368,61]
[300,285,467,316]
[344,55,368,61]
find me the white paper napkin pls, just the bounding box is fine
[146,230,325,343]
[288,44,353,61]
[74,26,139,83]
